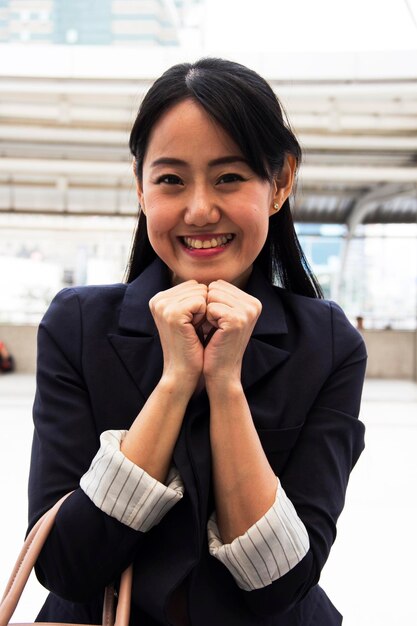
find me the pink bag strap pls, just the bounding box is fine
[0,493,133,626]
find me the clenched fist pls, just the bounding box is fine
[149,280,262,395]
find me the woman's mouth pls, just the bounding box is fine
[181,234,234,250]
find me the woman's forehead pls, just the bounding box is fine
[144,100,242,166]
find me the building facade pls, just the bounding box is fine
[0,0,202,46]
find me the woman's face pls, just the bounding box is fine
[137,99,291,287]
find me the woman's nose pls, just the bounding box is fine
[183,190,220,226]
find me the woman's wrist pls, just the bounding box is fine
[159,370,198,401]
[121,373,194,479]
[205,375,243,403]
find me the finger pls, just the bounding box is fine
[206,302,240,329]
[207,287,258,316]
[207,280,249,302]
[207,286,254,306]
[150,284,207,316]
[154,283,207,307]
[156,283,208,327]
[192,307,207,328]
[164,295,207,322]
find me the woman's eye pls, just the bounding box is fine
[217,173,245,184]
[156,174,183,185]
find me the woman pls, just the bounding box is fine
[28,58,366,626]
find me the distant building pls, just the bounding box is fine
[0,0,202,46]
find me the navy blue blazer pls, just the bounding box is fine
[28,258,366,626]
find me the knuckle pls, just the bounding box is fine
[148,296,157,313]
[153,300,164,315]
[249,297,262,316]
[236,316,247,329]
[164,311,177,324]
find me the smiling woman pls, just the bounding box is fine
[134,99,295,287]
[127,59,320,296]
[27,58,367,626]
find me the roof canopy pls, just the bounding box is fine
[0,45,416,229]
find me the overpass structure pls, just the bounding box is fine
[0,46,416,229]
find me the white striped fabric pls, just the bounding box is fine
[80,430,309,591]
[207,480,310,591]
[80,430,184,531]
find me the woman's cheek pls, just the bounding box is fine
[146,201,177,230]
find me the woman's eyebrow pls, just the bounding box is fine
[209,156,249,167]
[150,156,249,168]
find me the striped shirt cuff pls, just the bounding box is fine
[80,430,184,532]
[207,479,310,591]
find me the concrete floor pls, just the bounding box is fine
[0,374,416,625]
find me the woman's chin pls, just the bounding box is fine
[170,265,253,288]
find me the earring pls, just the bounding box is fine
[273,202,280,211]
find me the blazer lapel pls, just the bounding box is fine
[241,266,290,390]
[108,334,163,400]
[108,259,170,399]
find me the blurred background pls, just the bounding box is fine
[0,1,416,625]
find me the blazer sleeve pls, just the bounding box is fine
[28,288,146,602]
[239,301,367,618]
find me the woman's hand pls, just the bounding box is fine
[203,280,262,387]
[149,281,207,394]
[150,280,261,394]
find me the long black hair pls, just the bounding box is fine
[126,57,322,298]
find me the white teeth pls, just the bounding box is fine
[183,235,234,249]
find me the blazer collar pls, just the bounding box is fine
[245,264,288,337]
[118,258,171,336]
[118,258,288,338]
[110,259,290,398]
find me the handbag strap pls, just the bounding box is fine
[0,493,132,626]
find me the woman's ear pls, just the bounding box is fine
[270,154,297,215]
[132,159,145,213]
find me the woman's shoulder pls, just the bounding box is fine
[41,283,128,330]
[273,286,366,358]
[274,284,350,318]
[49,282,127,307]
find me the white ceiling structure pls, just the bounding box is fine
[0,43,416,234]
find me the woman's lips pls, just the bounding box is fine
[181,233,234,250]
[179,233,235,257]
